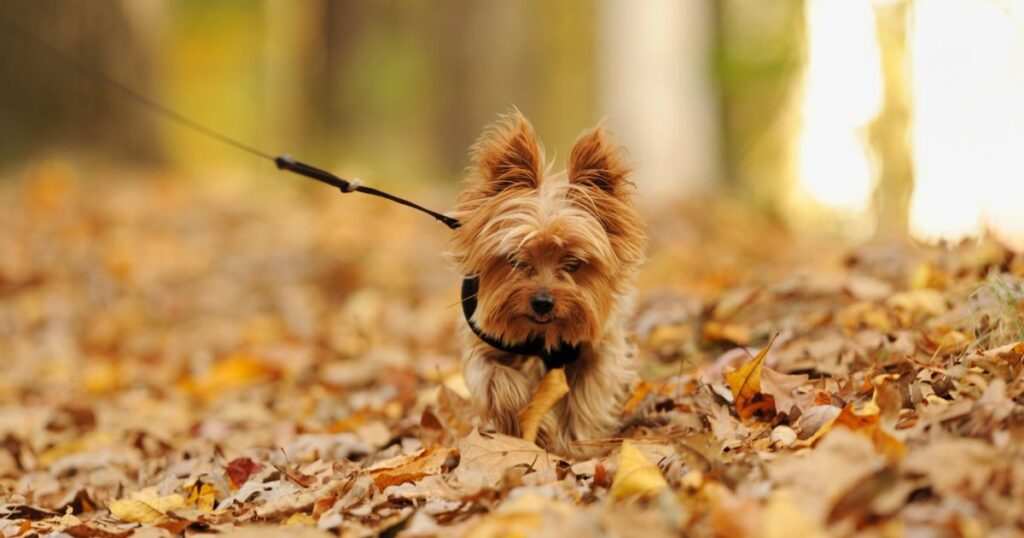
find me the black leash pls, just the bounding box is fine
[3,13,588,366]
[0,13,460,231]
[273,156,460,229]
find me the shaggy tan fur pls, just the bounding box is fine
[449,110,646,457]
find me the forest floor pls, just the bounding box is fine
[2,163,1024,537]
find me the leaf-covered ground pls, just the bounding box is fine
[3,164,1024,537]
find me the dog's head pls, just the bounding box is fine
[450,111,645,348]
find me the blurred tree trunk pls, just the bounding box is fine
[598,0,719,205]
[263,0,331,155]
[715,0,805,212]
[0,0,161,165]
[870,0,914,240]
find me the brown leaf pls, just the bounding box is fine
[369,446,457,491]
[703,321,752,345]
[760,367,809,415]
[795,387,905,461]
[724,334,779,421]
[437,383,475,437]
[454,430,561,486]
[65,524,133,538]
[226,457,263,489]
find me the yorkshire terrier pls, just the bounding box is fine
[450,110,646,457]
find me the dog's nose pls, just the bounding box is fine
[530,292,555,315]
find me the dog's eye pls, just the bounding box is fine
[508,254,530,271]
[562,258,583,273]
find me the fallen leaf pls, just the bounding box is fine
[903,439,997,497]
[703,321,752,345]
[369,446,456,490]
[887,289,947,326]
[517,368,569,444]
[185,482,217,512]
[454,430,561,486]
[724,334,779,421]
[181,355,279,399]
[794,405,842,444]
[65,524,133,538]
[464,492,575,538]
[284,512,317,526]
[610,440,668,501]
[845,275,894,301]
[760,367,809,415]
[436,383,476,437]
[226,457,263,489]
[769,429,884,525]
[795,387,905,461]
[623,381,654,415]
[764,490,829,538]
[109,490,185,524]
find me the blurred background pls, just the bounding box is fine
[2,0,1024,246]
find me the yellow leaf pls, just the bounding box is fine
[610,441,668,501]
[83,360,122,395]
[37,432,115,467]
[185,482,217,512]
[110,500,166,525]
[724,334,778,421]
[764,491,829,538]
[833,405,905,462]
[703,321,751,345]
[180,354,278,398]
[517,368,569,444]
[284,512,317,526]
[110,490,186,524]
[623,381,654,415]
[465,493,573,538]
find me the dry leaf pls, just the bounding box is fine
[369,446,456,490]
[284,513,317,526]
[437,383,475,437]
[764,491,829,538]
[454,430,560,486]
[185,482,217,512]
[517,368,569,444]
[760,367,809,415]
[794,384,905,461]
[109,491,185,524]
[181,355,279,398]
[610,440,668,501]
[724,334,779,421]
[226,457,263,489]
[464,492,575,538]
[703,321,751,345]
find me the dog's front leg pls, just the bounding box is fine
[559,339,635,456]
[462,347,539,437]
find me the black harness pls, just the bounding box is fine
[460,276,581,369]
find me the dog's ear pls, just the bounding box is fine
[471,110,543,193]
[568,124,630,196]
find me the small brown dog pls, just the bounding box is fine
[450,110,646,457]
